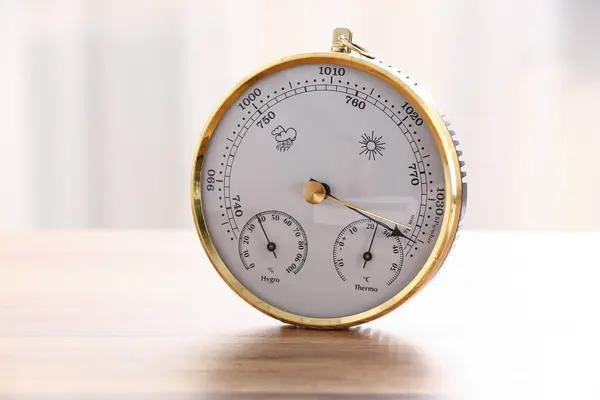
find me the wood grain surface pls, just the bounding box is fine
[1,231,599,399]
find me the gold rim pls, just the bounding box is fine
[191,52,462,329]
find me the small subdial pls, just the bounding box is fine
[238,210,308,281]
[333,219,404,291]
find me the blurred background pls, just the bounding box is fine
[1,0,599,231]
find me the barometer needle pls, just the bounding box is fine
[327,194,412,231]
[257,217,277,259]
[305,178,413,240]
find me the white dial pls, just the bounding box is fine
[198,58,454,319]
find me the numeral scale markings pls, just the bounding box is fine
[217,80,431,253]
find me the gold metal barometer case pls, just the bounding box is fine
[191,28,467,329]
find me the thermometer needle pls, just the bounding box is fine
[257,217,277,259]
[363,224,377,269]
[303,179,413,237]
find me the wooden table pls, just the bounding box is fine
[1,231,598,399]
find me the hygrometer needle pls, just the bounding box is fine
[363,224,378,269]
[257,217,277,259]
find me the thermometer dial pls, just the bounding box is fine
[191,28,466,328]
[333,219,404,290]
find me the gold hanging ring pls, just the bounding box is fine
[338,34,375,59]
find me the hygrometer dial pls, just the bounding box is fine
[238,210,308,281]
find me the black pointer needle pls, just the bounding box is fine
[363,224,378,269]
[308,178,413,241]
[257,217,277,259]
[310,179,413,241]
[339,202,413,241]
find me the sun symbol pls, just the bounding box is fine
[359,131,386,161]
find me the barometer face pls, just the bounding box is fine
[192,53,464,328]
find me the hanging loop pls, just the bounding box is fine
[337,34,375,59]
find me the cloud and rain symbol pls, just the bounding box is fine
[271,125,297,152]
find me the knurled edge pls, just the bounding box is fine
[363,56,467,275]
[366,57,467,223]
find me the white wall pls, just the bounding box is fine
[1,0,599,230]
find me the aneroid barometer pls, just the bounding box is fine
[191,28,466,328]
